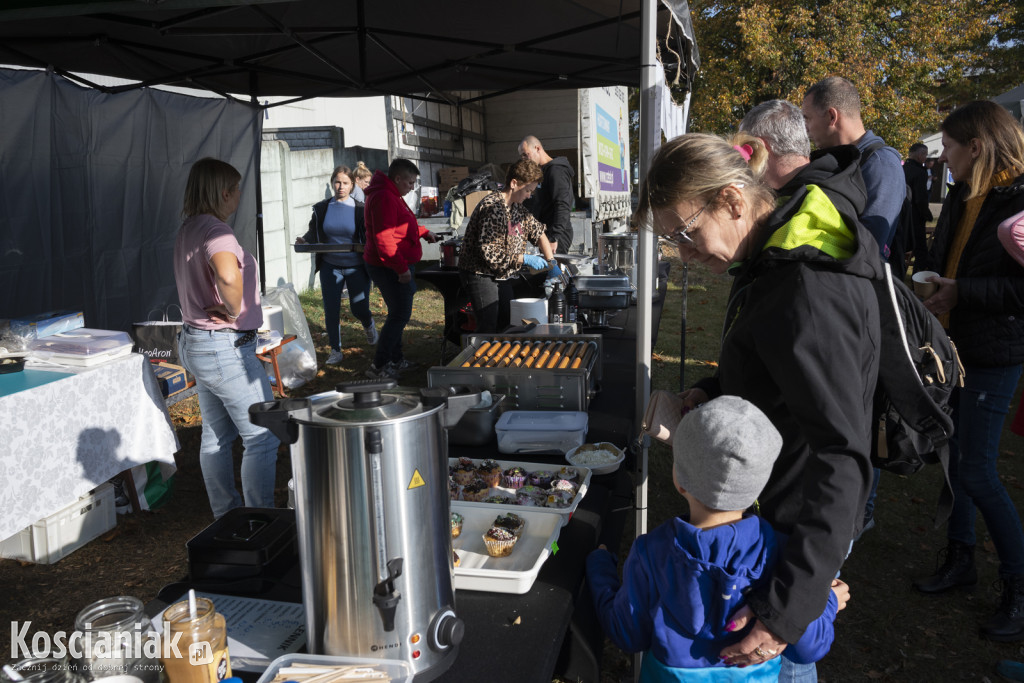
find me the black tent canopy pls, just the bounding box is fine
[0,0,698,102]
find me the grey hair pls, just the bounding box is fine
[739,100,811,159]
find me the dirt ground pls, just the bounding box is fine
[5,283,1024,682]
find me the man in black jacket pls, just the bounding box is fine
[904,143,932,266]
[518,135,575,252]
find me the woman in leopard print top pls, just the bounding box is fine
[458,159,557,333]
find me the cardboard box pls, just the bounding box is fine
[438,166,470,194]
[464,190,491,217]
[0,483,117,564]
[10,310,84,340]
[152,361,188,397]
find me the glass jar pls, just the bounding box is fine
[74,596,162,683]
[2,657,85,683]
[159,597,230,683]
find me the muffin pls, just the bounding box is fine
[450,511,464,539]
[493,512,525,538]
[449,477,460,500]
[528,470,555,488]
[557,466,580,484]
[550,478,578,496]
[502,466,529,489]
[483,526,518,557]
[453,550,461,567]
[462,478,490,502]
[477,459,502,488]
[515,485,546,507]
[545,490,574,508]
[453,457,478,486]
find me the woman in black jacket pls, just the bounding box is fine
[296,165,377,365]
[913,101,1024,642]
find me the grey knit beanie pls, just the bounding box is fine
[672,395,782,511]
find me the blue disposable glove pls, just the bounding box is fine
[549,261,563,278]
[522,254,547,271]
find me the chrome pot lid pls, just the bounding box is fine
[317,379,425,423]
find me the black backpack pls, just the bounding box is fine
[871,263,964,525]
[862,142,915,275]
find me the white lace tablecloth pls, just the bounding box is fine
[0,353,180,540]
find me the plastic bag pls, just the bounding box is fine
[261,284,317,388]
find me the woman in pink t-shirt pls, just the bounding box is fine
[173,158,279,519]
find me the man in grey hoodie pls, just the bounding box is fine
[518,135,575,252]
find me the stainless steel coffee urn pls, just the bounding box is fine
[250,381,479,681]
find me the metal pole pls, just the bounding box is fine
[250,72,267,294]
[635,0,657,545]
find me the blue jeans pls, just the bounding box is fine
[778,659,816,682]
[946,362,1024,577]
[367,264,416,367]
[319,263,372,351]
[178,324,279,518]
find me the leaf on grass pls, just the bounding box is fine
[102,528,122,542]
[911,497,925,504]
[866,670,884,679]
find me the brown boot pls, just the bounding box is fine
[913,540,977,594]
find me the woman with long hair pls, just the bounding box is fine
[912,101,1024,641]
[173,158,278,518]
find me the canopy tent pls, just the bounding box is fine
[0,0,697,332]
[0,1,698,543]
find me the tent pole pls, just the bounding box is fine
[250,73,267,294]
[635,0,657,555]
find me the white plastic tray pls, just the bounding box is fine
[452,506,562,594]
[449,457,592,525]
[256,652,412,683]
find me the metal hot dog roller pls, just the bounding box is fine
[427,334,602,410]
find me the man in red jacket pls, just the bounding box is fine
[363,158,437,379]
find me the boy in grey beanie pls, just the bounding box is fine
[587,395,849,680]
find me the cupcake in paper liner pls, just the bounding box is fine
[450,511,464,539]
[557,466,580,484]
[502,466,529,489]
[550,478,578,496]
[453,457,477,486]
[483,526,518,557]
[515,485,546,507]
[462,478,490,502]
[528,470,555,488]
[493,512,526,538]
[545,489,574,508]
[477,459,502,488]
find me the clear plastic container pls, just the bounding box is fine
[495,410,588,454]
[28,329,133,366]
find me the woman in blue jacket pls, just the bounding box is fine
[297,165,377,365]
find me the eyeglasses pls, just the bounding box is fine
[666,201,710,245]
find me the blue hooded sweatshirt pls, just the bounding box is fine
[586,515,838,682]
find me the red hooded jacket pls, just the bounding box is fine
[363,170,429,273]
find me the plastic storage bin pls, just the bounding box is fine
[9,310,84,340]
[495,410,588,454]
[255,653,412,683]
[0,483,116,564]
[28,328,133,366]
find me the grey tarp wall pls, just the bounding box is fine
[0,67,260,331]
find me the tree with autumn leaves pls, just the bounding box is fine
[678,0,1022,152]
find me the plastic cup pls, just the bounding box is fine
[912,270,940,299]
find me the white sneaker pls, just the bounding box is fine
[392,358,417,374]
[364,320,379,345]
[366,362,398,380]
[326,349,344,365]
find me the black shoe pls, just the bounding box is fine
[982,576,1024,642]
[913,540,977,594]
